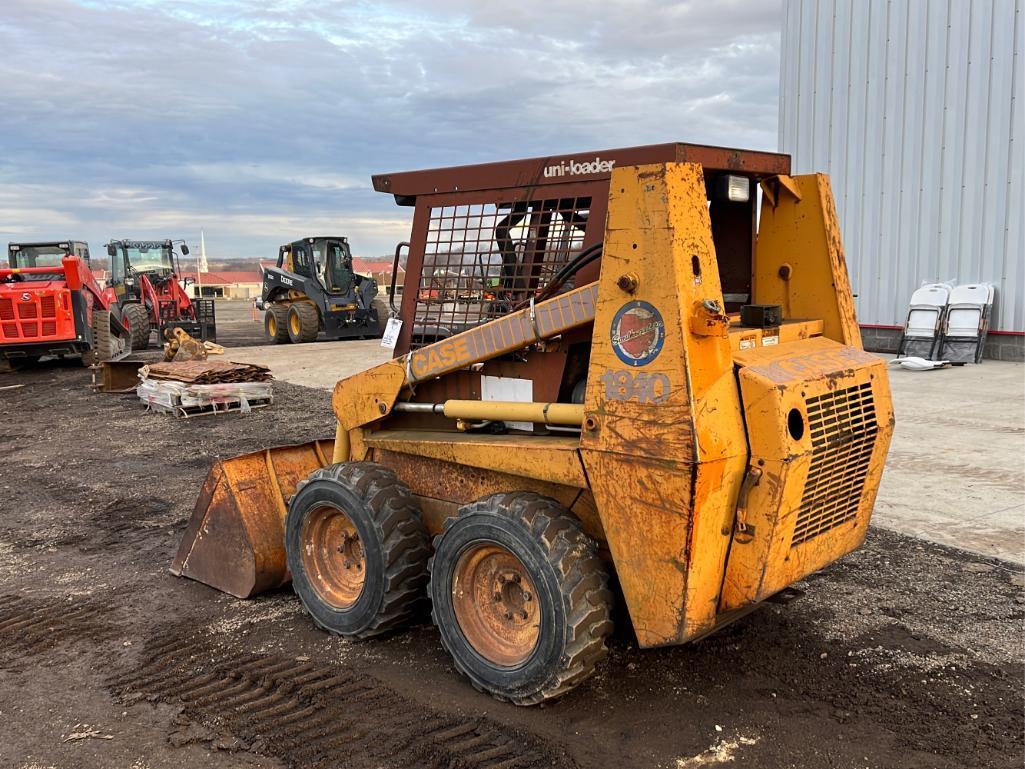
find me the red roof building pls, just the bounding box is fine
[180,271,264,299]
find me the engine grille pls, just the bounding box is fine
[0,293,62,339]
[791,381,878,547]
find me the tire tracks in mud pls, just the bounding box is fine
[0,593,117,661]
[6,495,182,562]
[108,632,574,769]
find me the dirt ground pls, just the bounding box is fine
[0,316,1022,769]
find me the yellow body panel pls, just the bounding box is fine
[363,429,588,489]
[754,174,862,347]
[721,338,894,609]
[579,163,749,647]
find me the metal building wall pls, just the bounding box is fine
[779,0,1023,334]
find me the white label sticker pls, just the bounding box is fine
[481,375,534,432]
[740,337,756,350]
[762,335,779,346]
[381,318,402,349]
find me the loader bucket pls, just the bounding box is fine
[171,439,334,598]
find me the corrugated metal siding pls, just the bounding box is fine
[780,0,1023,332]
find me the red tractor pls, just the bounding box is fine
[0,240,129,367]
[106,239,216,349]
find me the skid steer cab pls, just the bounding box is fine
[262,236,383,344]
[174,144,894,706]
[1,240,129,367]
[106,238,216,350]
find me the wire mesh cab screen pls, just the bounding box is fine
[412,197,591,348]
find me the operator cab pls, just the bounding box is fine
[6,241,90,282]
[280,236,355,294]
[107,239,190,301]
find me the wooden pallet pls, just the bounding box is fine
[146,396,273,419]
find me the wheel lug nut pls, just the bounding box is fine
[520,610,528,620]
[523,592,531,601]
[504,611,513,620]
[497,575,506,584]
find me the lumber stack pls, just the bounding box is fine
[139,360,273,384]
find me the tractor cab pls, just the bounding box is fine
[107,239,190,304]
[280,237,355,295]
[7,241,90,282]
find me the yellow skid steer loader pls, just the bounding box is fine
[172,145,893,704]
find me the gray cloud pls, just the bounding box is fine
[0,0,780,259]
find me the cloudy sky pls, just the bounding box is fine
[0,0,781,260]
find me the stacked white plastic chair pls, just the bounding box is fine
[896,283,952,360]
[938,283,995,364]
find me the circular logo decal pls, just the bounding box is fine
[20,293,31,302]
[611,300,665,367]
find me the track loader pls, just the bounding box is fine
[1,240,129,366]
[173,144,894,705]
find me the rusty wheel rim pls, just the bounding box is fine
[452,544,540,667]
[300,504,365,609]
[289,312,300,336]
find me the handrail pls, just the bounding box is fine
[389,241,409,317]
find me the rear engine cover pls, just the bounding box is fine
[720,337,894,611]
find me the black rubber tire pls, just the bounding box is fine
[122,303,150,350]
[429,492,614,705]
[264,305,290,344]
[82,309,117,366]
[287,301,320,343]
[286,462,430,638]
[369,295,389,338]
[7,355,41,370]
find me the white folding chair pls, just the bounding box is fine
[939,283,994,363]
[896,283,950,360]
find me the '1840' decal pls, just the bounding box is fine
[600,370,671,404]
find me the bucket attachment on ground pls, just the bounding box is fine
[171,439,333,598]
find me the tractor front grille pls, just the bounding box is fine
[792,381,878,547]
[412,197,591,348]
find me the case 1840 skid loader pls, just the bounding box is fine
[173,143,894,705]
[261,236,383,344]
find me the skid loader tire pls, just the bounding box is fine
[122,303,150,350]
[82,309,117,366]
[265,305,290,344]
[429,492,614,705]
[369,295,389,338]
[286,462,430,639]
[287,301,320,344]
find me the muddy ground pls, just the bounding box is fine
[0,328,1022,768]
